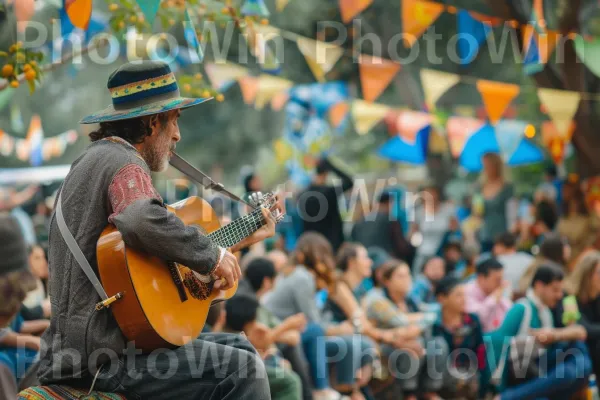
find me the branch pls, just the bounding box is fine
[0,38,108,92]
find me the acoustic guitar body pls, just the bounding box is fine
[96,196,237,352]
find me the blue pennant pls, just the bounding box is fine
[457,10,491,66]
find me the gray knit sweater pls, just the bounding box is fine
[37,139,220,384]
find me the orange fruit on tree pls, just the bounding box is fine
[10,80,19,88]
[2,64,14,77]
[23,64,32,72]
[216,94,225,102]
[25,70,36,81]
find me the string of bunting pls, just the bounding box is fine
[0,114,79,166]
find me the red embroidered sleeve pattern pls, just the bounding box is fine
[108,164,163,223]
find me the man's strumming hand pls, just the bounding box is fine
[212,250,241,291]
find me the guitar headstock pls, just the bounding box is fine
[249,191,285,224]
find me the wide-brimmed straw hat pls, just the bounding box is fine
[80,60,211,124]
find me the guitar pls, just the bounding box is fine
[96,192,282,352]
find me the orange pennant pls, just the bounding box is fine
[239,77,259,105]
[359,55,401,102]
[65,0,93,30]
[402,0,445,47]
[339,0,373,23]
[469,11,503,26]
[537,30,561,64]
[476,80,520,125]
[541,121,576,164]
[329,102,349,128]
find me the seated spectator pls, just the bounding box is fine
[225,295,302,400]
[363,260,446,400]
[566,250,600,379]
[409,256,444,311]
[351,192,414,264]
[265,232,375,400]
[488,265,591,400]
[241,257,313,400]
[0,215,38,399]
[493,232,534,290]
[433,276,490,400]
[517,233,570,295]
[267,249,289,275]
[465,258,512,332]
[21,245,50,321]
[202,301,226,333]
[441,239,464,278]
[461,239,481,279]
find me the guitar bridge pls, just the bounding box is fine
[167,261,188,302]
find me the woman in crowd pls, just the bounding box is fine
[566,250,600,378]
[363,260,446,400]
[412,184,457,274]
[265,233,376,400]
[517,233,570,295]
[21,245,50,320]
[433,276,490,400]
[477,152,515,253]
[557,179,597,267]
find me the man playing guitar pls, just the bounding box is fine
[37,61,278,398]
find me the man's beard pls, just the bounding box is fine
[142,132,173,172]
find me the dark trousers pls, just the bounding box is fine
[279,343,313,400]
[93,332,271,400]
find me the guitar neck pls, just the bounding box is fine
[207,208,265,249]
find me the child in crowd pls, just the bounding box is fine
[225,294,303,400]
[433,276,490,400]
[409,256,445,311]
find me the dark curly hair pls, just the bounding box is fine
[88,113,169,144]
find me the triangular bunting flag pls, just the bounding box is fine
[351,100,390,135]
[359,55,401,102]
[495,120,527,161]
[255,75,293,109]
[402,0,445,47]
[64,0,92,30]
[329,102,350,128]
[395,111,433,144]
[16,0,36,32]
[205,62,250,91]
[339,0,373,23]
[446,116,484,158]
[297,37,344,83]
[183,8,204,63]
[538,88,581,135]
[276,0,289,12]
[476,80,520,125]
[239,76,260,105]
[271,91,289,111]
[420,69,460,110]
[241,0,271,17]
[541,121,576,164]
[457,9,492,65]
[135,0,161,27]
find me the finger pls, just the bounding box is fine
[234,258,242,281]
[223,269,234,290]
[214,279,222,290]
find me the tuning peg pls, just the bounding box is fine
[249,191,263,208]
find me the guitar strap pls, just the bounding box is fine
[55,190,109,302]
[54,152,253,307]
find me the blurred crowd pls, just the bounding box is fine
[3,151,600,400]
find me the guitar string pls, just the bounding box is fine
[208,206,267,248]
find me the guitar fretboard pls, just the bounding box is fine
[208,208,265,248]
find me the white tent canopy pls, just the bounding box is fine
[0,165,71,185]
